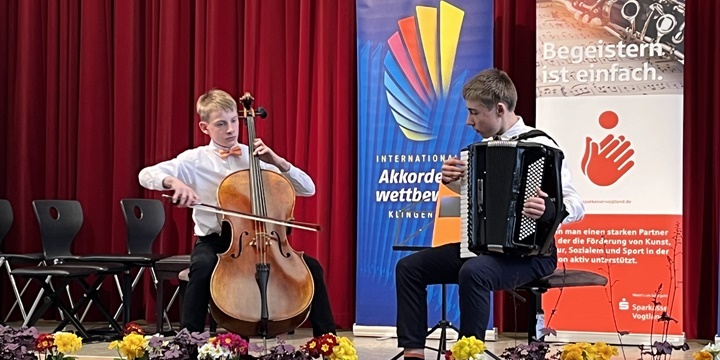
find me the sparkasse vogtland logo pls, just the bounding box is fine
[383,1,465,141]
[581,110,636,186]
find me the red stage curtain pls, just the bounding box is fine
[0,0,356,328]
[682,0,720,340]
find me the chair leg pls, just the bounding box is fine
[209,312,217,332]
[22,275,50,327]
[23,277,92,339]
[177,281,187,328]
[55,277,122,334]
[113,268,145,321]
[78,278,105,322]
[150,266,172,328]
[156,274,182,334]
[121,268,132,326]
[156,276,165,334]
[527,288,546,343]
[2,259,28,322]
[77,268,133,327]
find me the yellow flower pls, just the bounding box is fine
[595,342,619,360]
[695,350,714,360]
[53,332,82,354]
[561,344,582,360]
[330,337,358,360]
[564,350,584,360]
[449,336,486,360]
[561,342,618,360]
[113,333,148,360]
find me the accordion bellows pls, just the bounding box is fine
[460,140,567,257]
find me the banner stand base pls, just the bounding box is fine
[352,324,498,342]
[544,331,685,346]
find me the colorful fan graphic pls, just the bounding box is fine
[384,1,465,141]
[356,0,493,330]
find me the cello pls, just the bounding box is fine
[207,93,316,338]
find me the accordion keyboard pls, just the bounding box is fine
[459,150,475,258]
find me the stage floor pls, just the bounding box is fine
[15,321,711,359]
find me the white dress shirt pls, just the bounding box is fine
[139,141,316,236]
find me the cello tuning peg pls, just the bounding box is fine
[256,107,268,119]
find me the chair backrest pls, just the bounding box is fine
[0,199,13,249]
[120,199,165,254]
[32,200,83,260]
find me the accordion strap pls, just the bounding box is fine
[511,129,558,146]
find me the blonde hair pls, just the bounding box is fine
[196,89,237,122]
[462,68,518,112]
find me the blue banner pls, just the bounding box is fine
[356,0,494,330]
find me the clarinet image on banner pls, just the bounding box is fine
[536,0,684,97]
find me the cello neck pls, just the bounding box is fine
[240,93,266,217]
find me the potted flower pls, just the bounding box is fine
[301,333,357,360]
[694,343,720,360]
[444,336,486,360]
[35,331,83,359]
[111,323,210,360]
[0,325,39,359]
[109,324,357,360]
[559,342,618,360]
[197,333,250,359]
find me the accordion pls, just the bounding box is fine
[459,138,566,258]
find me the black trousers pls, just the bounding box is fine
[182,234,336,337]
[395,243,557,348]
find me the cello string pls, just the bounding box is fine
[248,108,268,264]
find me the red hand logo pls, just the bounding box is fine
[581,134,635,186]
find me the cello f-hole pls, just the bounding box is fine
[271,231,291,258]
[231,231,250,259]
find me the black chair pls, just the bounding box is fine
[11,200,126,338]
[31,200,148,327]
[114,199,170,324]
[0,199,46,324]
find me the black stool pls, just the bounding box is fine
[178,268,217,333]
[155,255,190,334]
[517,269,608,343]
